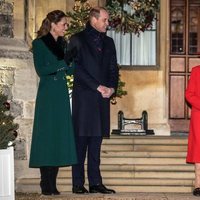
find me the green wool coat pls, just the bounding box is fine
[29,34,77,168]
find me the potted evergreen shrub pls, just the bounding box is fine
[0,93,18,200]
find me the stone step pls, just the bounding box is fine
[103,136,188,145]
[15,192,199,200]
[102,144,187,152]
[17,177,194,186]
[16,178,193,193]
[69,154,186,165]
[105,185,192,193]
[100,157,186,165]
[60,164,194,172]
[58,170,194,179]
[102,136,188,151]
[17,185,193,193]
[16,136,192,194]
[131,164,194,172]
[101,151,187,157]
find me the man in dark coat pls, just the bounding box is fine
[66,7,119,194]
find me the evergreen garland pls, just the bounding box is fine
[65,0,91,39]
[0,93,18,149]
[106,0,160,34]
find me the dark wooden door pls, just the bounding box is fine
[169,0,200,131]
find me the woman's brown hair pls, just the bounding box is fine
[37,10,66,38]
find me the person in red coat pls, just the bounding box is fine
[185,65,200,196]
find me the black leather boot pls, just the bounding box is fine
[48,167,60,195]
[40,167,52,195]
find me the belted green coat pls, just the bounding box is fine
[29,33,77,168]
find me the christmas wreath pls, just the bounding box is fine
[106,0,160,34]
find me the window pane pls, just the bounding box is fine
[189,0,200,55]
[107,28,157,66]
[170,1,185,54]
[121,33,131,65]
[131,31,156,65]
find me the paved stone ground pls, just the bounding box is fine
[15,192,200,200]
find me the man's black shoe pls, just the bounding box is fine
[52,189,60,195]
[89,184,116,194]
[41,191,52,195]
[193,188,200,196]
[72,185,89,194]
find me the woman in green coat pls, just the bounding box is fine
[29,10,77,195]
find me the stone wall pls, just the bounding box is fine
[0,36,38,179]
[0,0,14,37]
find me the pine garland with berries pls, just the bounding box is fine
[0,93,18,149]
[106,0,160,34]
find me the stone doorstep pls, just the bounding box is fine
[16,183,194,193]
[15,192,198,200]
[17,177,194,186]
[16,136,191,196]
[59,164,194,171]
[102,136,188,145]
[100,151,187,158]
[57,171,194,179]
[99,157,186,165]
[102,145,187,152]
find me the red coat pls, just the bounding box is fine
[186,65,200,163]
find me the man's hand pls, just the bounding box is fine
[97,85,115,98]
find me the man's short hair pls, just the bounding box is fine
[89,7,107,21]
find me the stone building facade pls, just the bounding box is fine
[0,0,38,182]
[0,0,170,190]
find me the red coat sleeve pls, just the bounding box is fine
[185,66,200,111]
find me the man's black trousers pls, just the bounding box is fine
[72,136,103,187]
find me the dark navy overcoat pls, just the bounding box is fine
[68,29,119,138]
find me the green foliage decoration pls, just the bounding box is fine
[0,92,18,149]
[106,0,160,34]
[65,0,91,39]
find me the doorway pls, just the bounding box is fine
[169,0,200,132]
